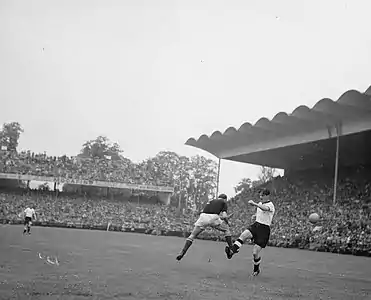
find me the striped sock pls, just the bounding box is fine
[231,238,243,253]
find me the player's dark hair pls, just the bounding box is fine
[261,189,270,196]
[218,194,227,200]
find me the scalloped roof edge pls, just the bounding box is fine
[185,86,371,145]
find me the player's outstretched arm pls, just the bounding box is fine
[226,212,234,219]
[220,211,228,219]
[220,211,234,219]
[248,200,271,211]
[220,211,233,225]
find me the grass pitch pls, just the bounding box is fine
[0,225,370,300]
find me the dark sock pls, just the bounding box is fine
[23,228,26,234]
[231,238,244,253]
[225,236,233,248]
[253,257,261,272]
[27,226,30,233]
[181,239,193,255]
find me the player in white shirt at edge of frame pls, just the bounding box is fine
[23,206,36,235]
[225,189,275,276]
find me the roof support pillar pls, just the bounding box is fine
[216,158,221,198]
[333,123,342,205]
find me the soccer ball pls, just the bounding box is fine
[309,213,320,224]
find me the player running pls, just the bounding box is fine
[23,206,36,235]
[225,189,275,276]
[176,194,234,261]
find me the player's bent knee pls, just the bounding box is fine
[189,226,203,240]
[240,229,253,241]
[187,233,196,241]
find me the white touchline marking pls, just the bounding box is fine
[38,252,59,266]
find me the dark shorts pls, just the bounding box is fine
[24,217,32,226]
[248,222,271,248]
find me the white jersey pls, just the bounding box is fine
[24,208,35,218]
[255,201,275,226]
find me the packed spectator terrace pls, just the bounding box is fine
[0,149,370,257]
[231,166,371,256]
[0,150,173,187]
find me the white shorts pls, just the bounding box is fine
[194,213,225,230]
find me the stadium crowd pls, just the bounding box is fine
[0,150,172,186]
[0,151,370,257]
[230,169,371,256]
[0,179,370,256]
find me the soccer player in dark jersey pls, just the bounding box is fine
[176,194,233,261]
[224,189,275,276]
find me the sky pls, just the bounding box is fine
[1,0,371,197]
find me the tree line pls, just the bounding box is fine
[0,121,276,209]
[0,122,218,209]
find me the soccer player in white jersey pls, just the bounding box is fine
[23,206,36,235]
[225,189,275,276]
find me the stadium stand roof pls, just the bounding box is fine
[185,86,371,171]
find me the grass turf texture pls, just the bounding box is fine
[0,225,370,300]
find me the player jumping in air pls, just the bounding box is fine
[23,206,36,235]
[225,189,275,276]
[176,194,234,261]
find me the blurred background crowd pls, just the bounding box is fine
[0,150,172,187]
[230,171,371,256]
[0,149,370,257]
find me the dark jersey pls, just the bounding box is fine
[203,198,227,214]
